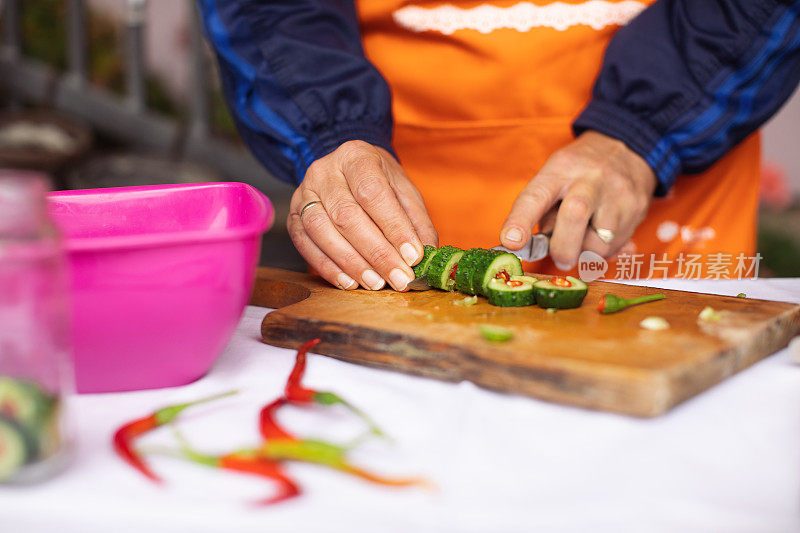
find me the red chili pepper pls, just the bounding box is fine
[220,453,301,505]
[259,397,295,441]
[260,399,411,489]
[507,280,523,287]
[449,264,458,280]
[282,339,383,437]
[170,431,301,505]
[113,417,163,483]
[495,270,510,282]
[284,339,322,403]
[552,276,572,288]
[113,390,237,483]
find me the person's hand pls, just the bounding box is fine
[288,140,438,291]
[500,131,657,270]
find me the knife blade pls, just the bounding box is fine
[407,275,432,291]
[492,232,551,262]
[406,233,551,291]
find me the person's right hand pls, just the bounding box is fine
[288,140,438,291]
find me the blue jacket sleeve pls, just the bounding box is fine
[197,0,394,185]
[573,0,800,196]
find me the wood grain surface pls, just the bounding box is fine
[251,268,800,417]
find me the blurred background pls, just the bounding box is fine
[0,0,798,275]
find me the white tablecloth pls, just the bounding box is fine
[2,278,799,533]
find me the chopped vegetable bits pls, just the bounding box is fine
[640,317,670,331]
[698,306,722,322]
[479,324,514,342]
[453,295,478,307]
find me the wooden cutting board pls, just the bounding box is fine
[251,268,800,417]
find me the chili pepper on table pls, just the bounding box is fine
[259,397,294,441]
[259,392,426,489]
[115,339,425,502]
[283,338,384,437]
[170,432,301,505]
[597,293,666,314]
[260,438,428,489]
[220,452,300,505]
[260,395,361,447]
[112,390,237,483]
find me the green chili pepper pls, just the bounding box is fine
[260,438,427,488]
[598,293,665,314]
[737,293,747,298]
[160,429,301,505]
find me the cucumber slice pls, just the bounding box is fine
[0,415,36,481]
[512,275,538,284]
[486,278,536,307]
[479,324,514,342]
[533,276,588,309]
[412,245,439,278]
[454,249,484,294]
[426,246,464,291]
[0,377,54,429]
[468,249,503,296]
[471,251,523,297]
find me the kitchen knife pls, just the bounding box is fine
[406,233,551,291]
[491,232,551,262]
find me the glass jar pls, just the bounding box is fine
[0,170,73,483]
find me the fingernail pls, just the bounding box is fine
[362,270,385,291]
[554,260,574,271]
[389,268,412,291]
[400,242,420,266]
[504,227,524,243]
[336,272,357,290]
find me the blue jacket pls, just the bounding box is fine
[198,0,800,196]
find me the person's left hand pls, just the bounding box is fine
[499,131,658,270]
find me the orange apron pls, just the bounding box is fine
[356,0,761,279]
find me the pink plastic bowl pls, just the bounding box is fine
[48,183,274,393]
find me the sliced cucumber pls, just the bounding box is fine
[0,377,53,429]
[0,415,36,481]
[471,251,523,297]
[426,246,464,291]
[533,276,588,309]
[486,277,536,307]
[468,249,503,296]
[412,245,439,278]
[454,249,484,294]
[513,275,539,284]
